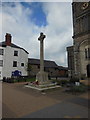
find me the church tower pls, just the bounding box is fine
[72,2,90,79]
[67,2,90,79]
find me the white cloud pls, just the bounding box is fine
[1,2,73,67]
[42,2,73,66]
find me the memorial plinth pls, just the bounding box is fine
[36,71,48,85]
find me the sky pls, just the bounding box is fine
[0,1,74,67]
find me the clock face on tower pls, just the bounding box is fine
[81,2,89,10]
[73,2,89,37]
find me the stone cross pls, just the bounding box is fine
[36,32,48,84]
[38,32,46,72]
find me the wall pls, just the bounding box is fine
[74,33,90,78]
[28,64,59,77]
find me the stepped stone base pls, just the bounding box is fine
[25,71,61,91]
[25,84,61,91]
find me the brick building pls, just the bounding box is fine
[28,58,68,78]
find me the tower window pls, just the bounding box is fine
[85,48,87,59]
[85,48,90,59]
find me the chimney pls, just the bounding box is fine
[5,33,12,46]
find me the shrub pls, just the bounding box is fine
[57,80,69,86]
[88,85,90,90]
[81,74,86,80]
[70,77,79,84]
[3,77,6,82]
[71,84,87,93]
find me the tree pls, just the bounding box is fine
[25,63,32,76]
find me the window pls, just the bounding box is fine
[88,48,90,58]
[0,49,4,55]
[14,51,18,56]
[38,65,40,69]
[55,68,57,70]
[85,48,87,59]
[13,61,17,67]
[0,60,3,67]
[85,48,90,59]
[21,63,24,67]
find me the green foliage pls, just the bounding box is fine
[81,74,86,80]
[28,64,32,71]
[25,63,32,71]
[57,80,69,86]
[51,79,56,83]
[13,77,36,83]
[71,84,87,93]
[25,77,35,82]
[69,77,79,83]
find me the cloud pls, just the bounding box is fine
[1,0,73,2]
[1,2,73,67]
[42,2,73,66]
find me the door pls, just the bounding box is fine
[87,64,90,77]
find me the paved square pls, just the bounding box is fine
[2,82,89,118]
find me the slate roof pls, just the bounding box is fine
[28,58,58,68]
[0,41,29,54]
[58,66,68,70]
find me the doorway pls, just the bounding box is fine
[87,64,90,77]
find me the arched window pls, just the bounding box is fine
[85,48,87,59]
[85,47,90,59]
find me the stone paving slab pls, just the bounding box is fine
[2,82,89,118]
[79,92,89,99]
[2,103,17,118]
[23,101,88,118]
[0,101,2,120]
[2,83,60,118]
[66,97,90,108]
[0,82,2,119]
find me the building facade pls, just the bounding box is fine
[58,66,68,77]
[28,58,68,78]
[28,58,59,77]
[67,46,74,77]
[67,2,90,79]
[0,33,29,79]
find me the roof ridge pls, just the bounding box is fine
[0,41,29,54]
[28,58,56,62]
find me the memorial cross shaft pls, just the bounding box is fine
[38,32,46,72]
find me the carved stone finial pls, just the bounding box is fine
[38,32,46,41]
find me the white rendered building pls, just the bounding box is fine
[0,33,29,80]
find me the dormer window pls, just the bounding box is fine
[14,51,18,56]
